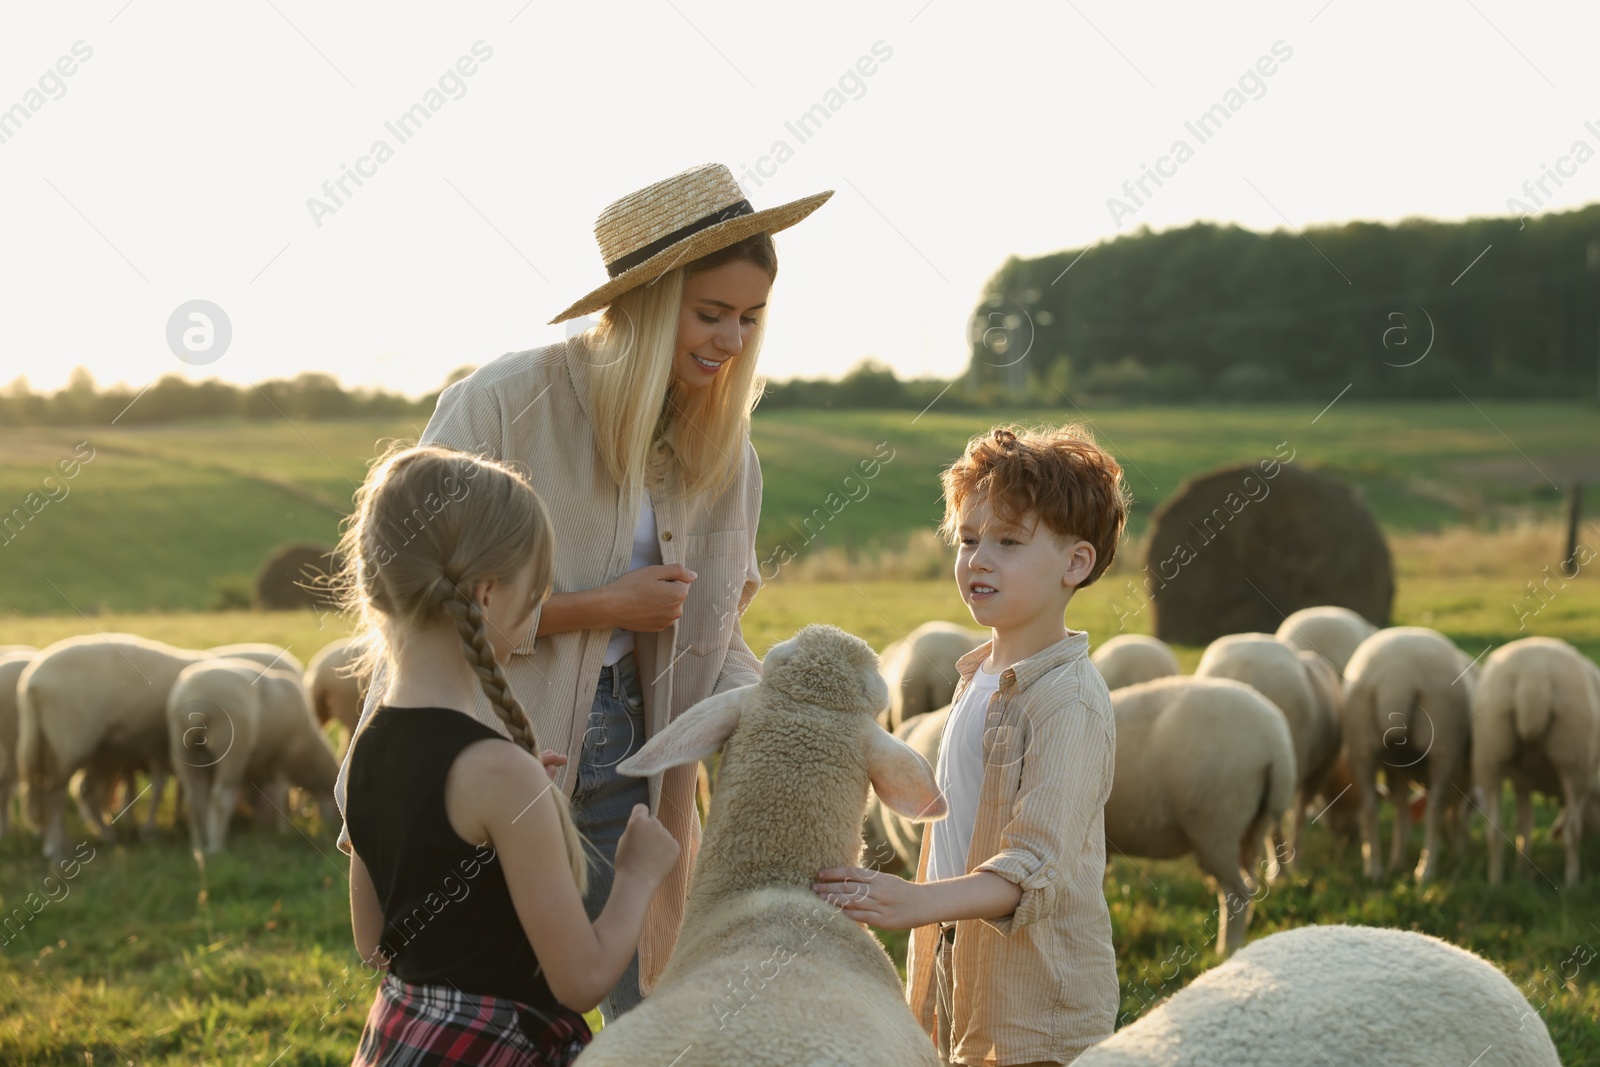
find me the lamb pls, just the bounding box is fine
[1472,636,1600,887]
[1105,676,1295,957]
[862,702,950,875]
[878,620,986,729]
[1074,923,1562,1066]
[1195,634,1339,875]
[0,650,36,836]
[207,643,304,677]
[1091,633,1181,690]
[1342,625,1477,884]
[577,623,946,1067]
[1273,605,1377,677]
[168,658,339,852]
[303,637,367,752]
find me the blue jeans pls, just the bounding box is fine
[570,650,649,1023]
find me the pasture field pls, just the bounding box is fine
[1,400,1594,614]
[1,562,1598,1063]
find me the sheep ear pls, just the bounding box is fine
[617,685,751,777]
[867,726,947,821]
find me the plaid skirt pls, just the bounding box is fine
[352,972,591,1067]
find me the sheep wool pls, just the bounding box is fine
[1090,634,1181,691]
[879,620,986,730]
[579,623,946,1067]
[0,650,36,837]
[1074,924,1562,1066]
[1273,605,1377,677]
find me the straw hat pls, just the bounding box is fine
[547,163,834,325]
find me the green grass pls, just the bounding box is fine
[2,401,1594,613]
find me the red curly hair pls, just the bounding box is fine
[937,423,1131,589]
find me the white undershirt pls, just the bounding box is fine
[602,489,661,666]
[926,658,1004,882]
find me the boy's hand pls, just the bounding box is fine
[811,866,925,930]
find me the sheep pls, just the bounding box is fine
[1195,634,1339,876]
[1472,636,1600,887]
[1091,633,1181,691]
[1105,676,1295,957]
[862,703,950,875]
[0,650,36,836]
[878,620,986,730]
[1342,625,1477,884]
[303,637,367,751]
[1273,605,1377,678]
[207,642,304,677]
[0,644,36,655]
[167,658,338,852]
[1074,923,1562,1066]
[577,623,946,1067]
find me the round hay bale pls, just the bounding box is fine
[1145,461,1391,646]
[255,542,342,611]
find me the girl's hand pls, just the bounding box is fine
[811,866,926,930]
[538,749,567,780]
[603,565,696,632]
[613,803,680,884]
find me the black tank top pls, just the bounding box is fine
[346,705,573,1018]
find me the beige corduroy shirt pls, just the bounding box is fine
[906,631,1120,1066]
[333,338,765,996]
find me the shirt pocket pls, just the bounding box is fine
[676,529,751,655]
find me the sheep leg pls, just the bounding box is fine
[1484,776,1508,886]
[173,764,209,853]
[1197,836,1254,957]
[1387,766,1412,875]
[207,780,242,854]
[1356,762,1385,881]
[1414,785,1443,885]
[1561,775,1585,887]
[139,767,167,837]
[1514,787,1535,872]
[40,787,69,862]
[72,771,116,843]
[1286,784,1308,876]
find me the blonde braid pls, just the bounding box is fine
[435,575,590,896]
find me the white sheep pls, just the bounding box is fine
[168,658,337,852]
[303,637,367,752]
[577,623,946,1067]
[862,702,949,875]
[1472,636,1600,887]
[0,650,36,836]
[1106,676,1296,957]
[1074,923,1562,1066]
[1195,634,1339,876]
[0,644,36,655]
[1091,633,1182,691]
[208,642,304,677]
[1343,625,1476,884]
[1273,605,1377,678]
[878,620,986,730]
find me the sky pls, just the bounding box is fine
[2,0,1598,397]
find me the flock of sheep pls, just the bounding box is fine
[0,633,367,859]
[867,610,1600,956]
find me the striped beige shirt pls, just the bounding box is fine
[333,338,765,996]
[906,631,1119,1065]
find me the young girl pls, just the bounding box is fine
[337,444,681,1066]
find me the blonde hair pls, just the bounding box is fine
[576,233,775,500]
[336,443,588,895]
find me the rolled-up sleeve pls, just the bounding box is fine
[973,697,1111,934]
[711,440,764,693]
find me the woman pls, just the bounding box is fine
[333,162,833,1023]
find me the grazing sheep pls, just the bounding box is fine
[0,650,36,836]
[578,623,946,1067]
[168,658,336,852]
[1472,637,1600,887]
[1343,626,1476,884]
[304,638,367,750]
[1105,676,1295,957]
[862,703,950,875]
[1074,924,1561,1066]
[1273,605,1377,677]
[18,634,218,857]
[879,620,986,730]
[1195,634,1339,876]
[1091,634,1181,691]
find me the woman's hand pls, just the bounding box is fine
[811,866,927,930]
[613,803,681,885]
[538,749,567,779]
[602,564,697,632]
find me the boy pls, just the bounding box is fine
[812,424,1130,1066]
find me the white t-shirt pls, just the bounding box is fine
[602,489,661,666]
[926,658,1004,883]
